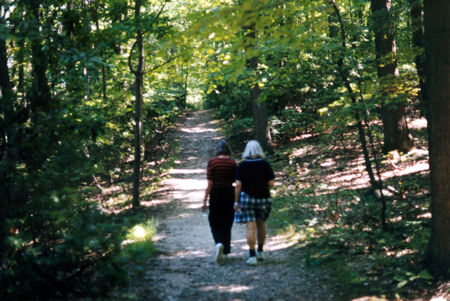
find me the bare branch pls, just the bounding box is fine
[145,54,182,74]
[129,1,168,74]
[128,40,138,75]
[329,0,347,46]
[153,1,167,24]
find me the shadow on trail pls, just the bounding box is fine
[138,170,325,300]
[116,111,334,300]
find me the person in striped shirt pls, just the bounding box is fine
[203,140,237,264]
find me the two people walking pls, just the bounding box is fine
[203,139,275,266]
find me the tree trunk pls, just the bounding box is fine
[408,0,428,119]
[371,0,413,154]
[132,0,144,208]
[17,38,25,102]
[251,84,272,153]
[183,71,188,109]
[329,0,385,228]
[424,0,450,278]
[0,34,14,261]
[244,24,273,154]
[29,3,51,117]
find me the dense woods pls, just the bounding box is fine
[0,0,448,299]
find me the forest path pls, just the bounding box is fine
[121,110,333,300]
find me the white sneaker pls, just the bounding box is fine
[246,256,257,266]
[215,243,224,264]
[256,251,264,261]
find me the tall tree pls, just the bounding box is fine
[242,2,273,153]
[0,21,15,265]
[27,1,52,118]
[371,0,413,153]
[424,0,450,278]
[128,1,169,208]
[408,0,427,119]
[130,0,144,208]
[329,0,386,228]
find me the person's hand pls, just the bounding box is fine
[202,203,207,213]
[233,202,241,212]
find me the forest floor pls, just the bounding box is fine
[114,110,337,300]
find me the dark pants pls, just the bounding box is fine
[208,186,235,254]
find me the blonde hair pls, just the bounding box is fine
[242,140,265,159]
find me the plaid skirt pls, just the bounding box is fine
[234,191,272,223]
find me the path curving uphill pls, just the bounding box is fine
[121,110,333,300]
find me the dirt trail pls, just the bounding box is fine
[123,110,333,300]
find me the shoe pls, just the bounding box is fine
[256,251,264,261]
[246,256,257,266]
[215,243,224,264]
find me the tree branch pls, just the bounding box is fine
[128,1,167,75]
[128,40,138,75]
[329,0,347,47]
[145,54,182,74]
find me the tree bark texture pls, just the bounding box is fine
[408,0,428,119]
[29,2,51,116]
[424,0,450,278]
[132,0,144,208]
[251,82,271,153]
[244,24,273,154]
[0,36,14,262]
[329,0,385,228]
[371,0,413,154]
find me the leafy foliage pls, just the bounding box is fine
[268,127,434,298]
[0,0,185,299]
[0,0,444,298]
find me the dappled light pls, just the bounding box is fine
[132,225,147,239]
[168,168,204,175]
[181,126,217,134]
[114,110,332,300]
[200,284,252,294]
[2,0,447,298]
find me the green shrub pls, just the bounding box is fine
[121,220,158,264]
[3,196,127,299]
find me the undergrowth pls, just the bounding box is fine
[266,127,436,299]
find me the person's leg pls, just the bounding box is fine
[246,221,257,252]
[210,211,225,263]
[222,189,235,255]
[254,197,271,260]
[256,220,266,247]
[208,212,220,245]
[222,209,234,254]
[209,188,228,246]
[246,221,257,265]
[256,220,266,260]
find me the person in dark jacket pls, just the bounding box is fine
[234,140,275,265]
[203,140,237,264]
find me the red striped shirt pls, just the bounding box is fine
[207,157,237,187]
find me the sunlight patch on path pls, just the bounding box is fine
[135,111,333,300]
[181,126,217,134]
[168,168,204,175]
[201,284,252,294]
[263,232,303,251]
[163,178,205,189]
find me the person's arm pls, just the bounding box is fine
[266,161,275,187]
[203,180,213,212]
[234,180,242,211]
